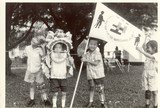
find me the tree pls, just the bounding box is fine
[105,3,157,29]
[6,3,157,75]
[6,3,95,75]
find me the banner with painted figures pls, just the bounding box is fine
[89,3,146,62]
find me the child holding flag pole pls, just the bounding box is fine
[81,38,107,108]
[69,37,90,108]
[69,37,107,108]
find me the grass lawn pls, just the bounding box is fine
[6,59,147,108]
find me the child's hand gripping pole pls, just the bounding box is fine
[69,37,90,108]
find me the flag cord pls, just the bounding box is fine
[69,37,90,108]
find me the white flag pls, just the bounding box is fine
[89,3,145,62]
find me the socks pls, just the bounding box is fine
[98,85,105,104]
[52,92,67,107]
[52,92,58,107]
[146,99,150,105]
[30,87,35,100]
[62,92,66,107]
[41,92,47,101]
[100,94,105,104]
[89,90,94,103]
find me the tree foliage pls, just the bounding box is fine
[105,3,157,28]
[6,3,157,51]
[6,3,157,75]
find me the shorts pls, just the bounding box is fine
[24,70,44,84]
[88,78,104,87]
[50,78,67,93]
[142,70,158,91]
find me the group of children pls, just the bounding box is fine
[22,28,158,108]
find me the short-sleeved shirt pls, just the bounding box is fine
[86,50,105,80]
[142,53,158,91]
[50,52,67,79]
[144,53,158,72]
[25,45,43,73]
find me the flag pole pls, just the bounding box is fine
[69,37,90,108]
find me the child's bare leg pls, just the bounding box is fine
[152,91,158,107]
[36,82,51,106]
[30,83,35,100]
[84,80,95,107]
[89,80,95,103]
[37,83,48,101]
[52,92,58,108]
[62,92,66,108]
[97,84,105,104]
[26,82,36,107]
[89,86,95,103]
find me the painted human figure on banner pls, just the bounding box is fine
[95,11,105,28]
[134,34,141,46]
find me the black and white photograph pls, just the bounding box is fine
[5,1,158,108]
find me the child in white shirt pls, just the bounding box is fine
[24,36,51,107]
[136,40,158,108]
[45,42,74,108]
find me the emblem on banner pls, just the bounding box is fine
[105,16,134,42]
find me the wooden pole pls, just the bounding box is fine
[69,38,90,108]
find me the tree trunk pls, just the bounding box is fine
[6,4,13,76]
[6,51,12,76]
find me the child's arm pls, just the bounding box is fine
[86,59,100,66]
[81,54,100,66]
[136,46,155,59]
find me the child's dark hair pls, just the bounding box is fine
[146,40,158,53]
[89,38,99,45]
[53,42,67,51]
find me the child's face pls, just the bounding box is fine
[55,29,64,34]
[31,38,39,47]
[146,44,155,54]
[54,44,63,52]
[88,40,98,51]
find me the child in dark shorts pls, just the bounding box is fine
[49,43,69,108]
[50,79,67,93]
[42,29,74,108]
[43,41,74,108]
[82,38,107,108]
